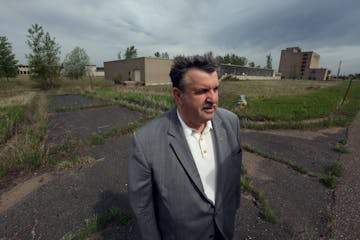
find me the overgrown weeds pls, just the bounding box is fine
[231,80,360,129]
[241,176,279,224]
[242,144,318,177]
[333,143,350,153]
[0,93,48,179]
[0,105,26,144]
[320,159,343,189]
[61,208,131,240]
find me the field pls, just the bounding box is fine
[0,76,360,239]
[1,77,359,178]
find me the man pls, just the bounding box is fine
[128,54,242,240]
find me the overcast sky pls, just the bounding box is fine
[1,0,359,74]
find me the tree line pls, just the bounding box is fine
[1,23,276,89]
[0,24,147,89]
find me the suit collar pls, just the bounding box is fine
[167,108,226,207]
[212,111,226,208]
[167,108,206,199]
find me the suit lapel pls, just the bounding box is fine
[167,108,206,197]
[212,112,226,208]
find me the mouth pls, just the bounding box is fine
[202,103,217,112]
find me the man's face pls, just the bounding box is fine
[173,68,219,132]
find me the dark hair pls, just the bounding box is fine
[169,53,218,91]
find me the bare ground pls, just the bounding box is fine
[0,95,357,240]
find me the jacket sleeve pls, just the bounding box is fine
[128,133,161,240]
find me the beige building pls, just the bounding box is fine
[104,57,173,86]
[17,65,31,75]
[85,65,104,77]
[278,47,331,80]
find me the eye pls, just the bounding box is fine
[194,89,208,95]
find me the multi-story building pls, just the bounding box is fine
[278,47,331,80]
[17,65,31,75]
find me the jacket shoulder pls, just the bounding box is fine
[216,107,239,123]
[134,110,172,142]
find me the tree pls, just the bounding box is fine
[62,47,90,79]
[154,51,170,59]
[216,55,224,64]
[0,36,18,80]
[117,51,122,60]
[26,24,61,89]
[266,53,273,69]
[161,52,169,59]
[221,53,247,66]
[124,45,137,59]
[248,61,255,67]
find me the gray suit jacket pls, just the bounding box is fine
[128,107,242,240]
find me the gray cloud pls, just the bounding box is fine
[211,0,360,50]
[1,0,359,74]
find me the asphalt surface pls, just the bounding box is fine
[332,112,360,239]
[0,95,357,240]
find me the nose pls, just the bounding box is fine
[206,89,218,102]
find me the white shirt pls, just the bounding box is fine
[177,111,217,204]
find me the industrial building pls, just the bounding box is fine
[104,57,280,86]
[104,57,173,86]
[278,47,331,80]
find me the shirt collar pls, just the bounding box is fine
[177,110,213,137]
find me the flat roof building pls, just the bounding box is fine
[278,47,331,80]
[104,57,173,86]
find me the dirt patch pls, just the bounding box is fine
[0,173,53,214]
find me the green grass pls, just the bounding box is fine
[260,202,279,224]
[333,143,351,153]
[234,81,360,123]
[0,77,36,90]
[0,94,48,178]
[320,159,343,189]
[219,79,339,100]
[0,105,27,144]
[329,159,342,177]
[241,176,278,224]
[61,208,131,240]
[320,174,339,189]
[94,87,174,111]
[95,79,360,130]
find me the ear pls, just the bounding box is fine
[172,87,183,106]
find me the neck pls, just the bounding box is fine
[177,110,205,132]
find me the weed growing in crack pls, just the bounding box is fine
[260,202,278,224]
[242,144,317,177]
[320,159,343,189]
[61,208,131,240]
[240,176,278,224]
[90,131,105,145]
[333,143,350,153]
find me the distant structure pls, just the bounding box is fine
[17,65,30,75]
[219,64,280,80]
[104,57,173,86]
[278,47,331,80]
[16,65,104,78]
[85,65,104,77]
[104,57,281,86]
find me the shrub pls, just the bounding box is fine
[113,72,123,84]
